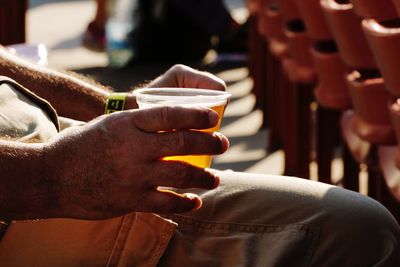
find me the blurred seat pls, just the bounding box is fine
[247,0,268,128]
[257,0,307,177]
[258,0,287,153]
[378,104,400,221]
[394,0,400,15]
[351,0,398,20]
[295,0,355,187]
[362,16,400,220]
[273,0,316,179]
[320,0,396,200]
[362,19,400,98]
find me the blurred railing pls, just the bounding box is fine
[0,0,27,45]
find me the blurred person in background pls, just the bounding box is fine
[83,0,108,51]
[83,0,248,61]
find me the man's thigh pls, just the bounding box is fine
[159,171,400,267]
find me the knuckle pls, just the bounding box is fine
[212,134,225,154]
[176,131,189,154]
[155,131,186,153]
[159,106,172,126]
[171,64,186,73]
[175,165,192,188]
[158,162,186,182]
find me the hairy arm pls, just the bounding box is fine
[0,45,225,121]
[0,141,50,221]
[0,46,137,121]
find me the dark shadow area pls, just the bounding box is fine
[74,62,175,91]
[74,55,248,92]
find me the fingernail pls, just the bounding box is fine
[184,193,202,210]
[214,132,230,150]
[184,193,197,200]
[205,169,221,188]
[212,174,220,188]
[208,111,219,126]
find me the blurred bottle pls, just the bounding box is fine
[106,0,137,68]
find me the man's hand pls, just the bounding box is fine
[43,106,229,220]
[147,64,227,91]
[125,65,227,110]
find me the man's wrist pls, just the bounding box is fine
[104,93,128,114]
[0,142,53,220]
[104,93,138,114]
[124,93,138,110]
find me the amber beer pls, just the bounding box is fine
[163,104,226,168]
[135,88,231,168]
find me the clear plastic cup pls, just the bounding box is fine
[7,43,48,66]
[135,87,231,168]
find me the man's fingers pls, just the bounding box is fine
[148,161,220,189]
[149,130,229,158]
[147,64,227,91]
[142,190,202,214]
[174,65,227,91]
[133,106,219,132]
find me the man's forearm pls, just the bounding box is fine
[0,141,51,221]
[0,46,113,121]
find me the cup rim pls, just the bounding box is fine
[134,87,232,106]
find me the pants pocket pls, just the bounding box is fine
[158,215,319,267]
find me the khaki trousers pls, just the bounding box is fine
[0,171,399,266]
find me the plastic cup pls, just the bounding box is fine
[135,87,231,168]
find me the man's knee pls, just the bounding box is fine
[310,187,400,265]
